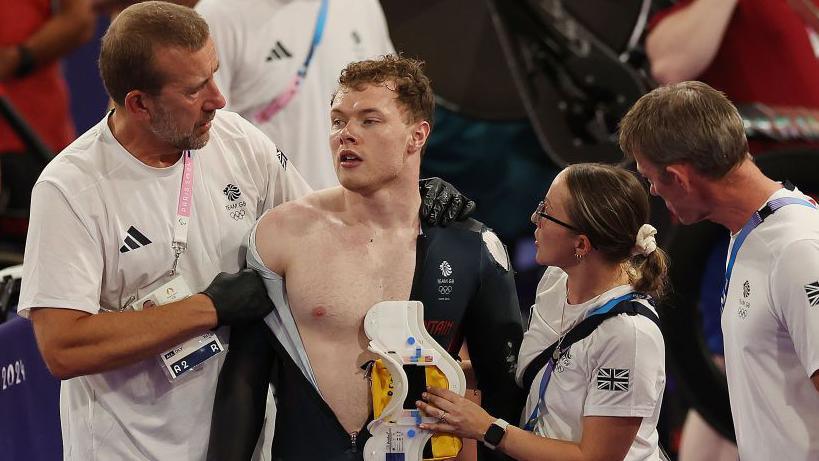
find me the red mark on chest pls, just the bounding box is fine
[312,306,328,318]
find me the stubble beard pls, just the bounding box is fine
[149,106,211,151]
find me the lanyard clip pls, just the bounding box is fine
[170,242,186,276]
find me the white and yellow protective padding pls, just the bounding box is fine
[363,301,467,461]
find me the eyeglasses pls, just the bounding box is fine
[531,200,581,233]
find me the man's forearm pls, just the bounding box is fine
[646,0,739,84]
[30,294,217,379]
[24,0,95,67]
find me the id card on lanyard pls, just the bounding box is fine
[154,151,224,382]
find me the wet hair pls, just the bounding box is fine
[335,54,435,129]
[564,163,669,298]
[99,1,210,105]
[618,81,748,179]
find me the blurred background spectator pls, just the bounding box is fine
[0,0,94,258]
[648,0,819,155]
[195,0,395,191]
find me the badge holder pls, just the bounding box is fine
[128,276,225,382]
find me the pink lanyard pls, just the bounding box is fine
[170,151,194,275]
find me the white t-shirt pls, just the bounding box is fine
[196,0,395,190]
[721,187,819,461]
[18,110,311,460]
[517,267,665,461]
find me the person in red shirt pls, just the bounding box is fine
[0,0,94,235]
[647,0,819,154]
[648,0,819,105]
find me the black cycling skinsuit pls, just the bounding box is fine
[207,219,524,461]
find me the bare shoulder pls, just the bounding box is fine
[257,187,341,234]
[254,188,343,272]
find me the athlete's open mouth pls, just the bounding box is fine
[339,150,362,166]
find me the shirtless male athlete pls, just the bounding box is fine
[207,55,524,461]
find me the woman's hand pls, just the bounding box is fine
[416,386,496,441]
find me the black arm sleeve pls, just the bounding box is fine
[464,242,525,460]
[207,321,274,461]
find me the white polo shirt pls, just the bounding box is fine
[517,267,665,461]
[196,0,395,190]
[722,187,819,461]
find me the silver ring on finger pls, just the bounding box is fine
[438,411,448,423]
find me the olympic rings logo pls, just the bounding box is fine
[230,209,246,221]
[438,286,453,295]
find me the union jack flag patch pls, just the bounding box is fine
[596,368,630,392]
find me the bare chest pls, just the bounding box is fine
[284,231,417,331]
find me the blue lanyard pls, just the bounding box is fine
[300,0,329,79]
[721,196,817,312]
[523,292,639,431]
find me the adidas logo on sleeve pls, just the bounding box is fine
[806,281,819,307]
[119,226,152,253]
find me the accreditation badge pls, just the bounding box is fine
[130,275,225,382]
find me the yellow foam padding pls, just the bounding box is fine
[370,359,462,460]
[371,359,393,418]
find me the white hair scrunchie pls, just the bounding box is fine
[632,224,658,257]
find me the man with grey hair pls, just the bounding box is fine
[619,81,819,460]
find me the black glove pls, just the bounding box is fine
[201,269,274,326]
[419,177,476,226]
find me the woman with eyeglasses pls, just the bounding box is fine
[417,163,669,460]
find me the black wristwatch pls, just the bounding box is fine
[482,418,510,450]
[14,44,36,78]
